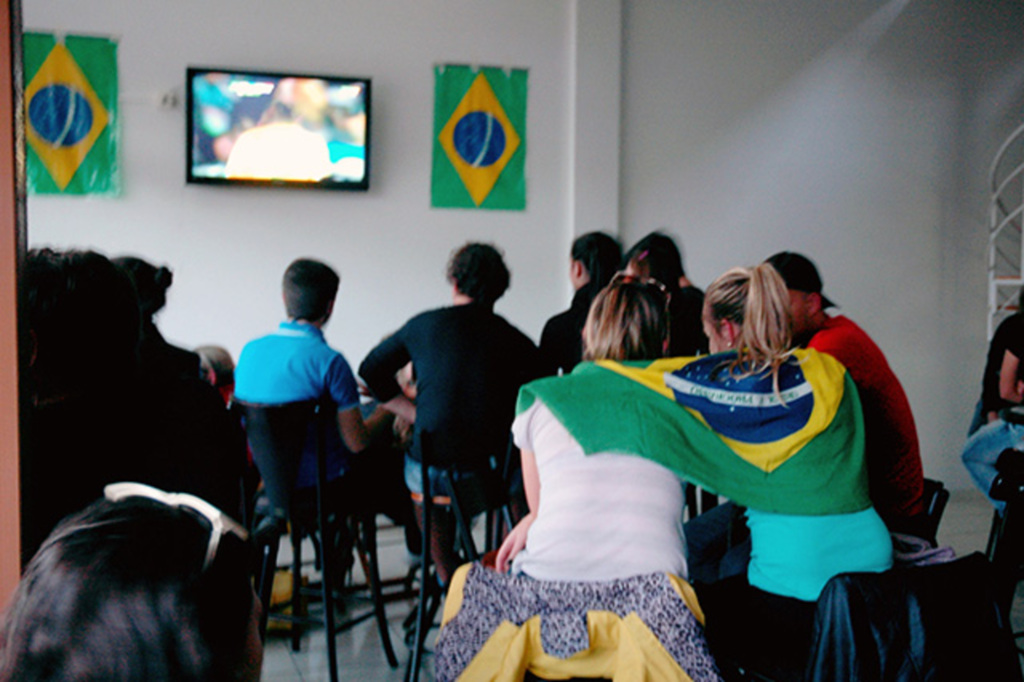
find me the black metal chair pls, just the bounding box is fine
[405,431,514,682]
[239,399,398,682]
[911,477,950,547]
[986,448,1024,631]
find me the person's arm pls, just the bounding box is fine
[337,403,393,453]
[381,393,416,423]
[999,349,1023,404]
[495,449,539,573]
[358,331,410,404]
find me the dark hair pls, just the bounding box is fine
[0,496,257,682]
[583,276,669,362]
[282,258,340,321]
[571,232,622,292]
[26,248,141,397]
[111,256,174,319]
[622,232,686,289]
[446,243,510,306]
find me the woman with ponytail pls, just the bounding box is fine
[693,263,892,677]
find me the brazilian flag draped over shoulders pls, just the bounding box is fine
[516,348,870,516]
[23,33,119,195]
[431,65,527,210]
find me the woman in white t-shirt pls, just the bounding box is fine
[495,274,688,581]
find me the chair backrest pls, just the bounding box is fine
[236,400,320,520]
[917,477,950,546]
[806,552,1022,682]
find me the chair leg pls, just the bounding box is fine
[318,528,339,682]
[359,512,399,668]
[406,495,434,682]
[256,534,281,641]
[291,530,303,652]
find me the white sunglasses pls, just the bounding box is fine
[104,482,249,572]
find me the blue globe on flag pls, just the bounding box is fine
[28,84,95,147]
[453,112,506,167]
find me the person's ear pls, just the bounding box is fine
[722,320,740,349]
[806,292,824,316]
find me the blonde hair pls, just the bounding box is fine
[704,263,793,383]
[582,277,669,362]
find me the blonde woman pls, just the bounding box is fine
[691,264,892,676]
[496,273,687,580]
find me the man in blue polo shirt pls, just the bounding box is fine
[235,258,391,492]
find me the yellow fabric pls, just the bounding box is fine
[441,564,705,682]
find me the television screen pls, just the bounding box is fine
[187,67,371,190]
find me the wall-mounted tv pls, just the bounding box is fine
[187,67,371,190]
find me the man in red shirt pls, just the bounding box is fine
[766,252,925,532]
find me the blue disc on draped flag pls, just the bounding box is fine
[28,84,95,147]
[453,112,506,167]
[666,354,814,443]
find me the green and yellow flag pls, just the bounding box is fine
[517,348,870,516]
[432,65,526,210]
[23,33,119,195]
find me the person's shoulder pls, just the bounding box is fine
[815,315,875,345]
[402,305,453,329]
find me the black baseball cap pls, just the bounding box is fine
[765,251,837,309]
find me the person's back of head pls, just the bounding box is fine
[283,258,340,322]
[622,232,686,290]
[0,484,259,682]
[763,251,836,309]
[196,345,235,389]
[27,248,141,401]
[111,256,174,320]
[446,242,510,307]
[571,232,622,292]
[704,263,793,379]
[582,275,669,362]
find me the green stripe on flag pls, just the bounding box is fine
[517,361,869,516]
[431,65,527,210]
[23,33,119,195]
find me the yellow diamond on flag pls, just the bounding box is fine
[24,42,110,190]
[438,72,521,206]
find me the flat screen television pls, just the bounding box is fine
[186,67,371,190]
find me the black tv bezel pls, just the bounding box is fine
[185,66,372,192]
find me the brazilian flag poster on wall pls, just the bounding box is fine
[432,65,527,210]
[23,33,119,195]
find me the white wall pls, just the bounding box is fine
[620,0,1024,488]
[23,0,579,370]
[23,0,1024,489]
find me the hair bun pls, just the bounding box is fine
[154,266,173,290]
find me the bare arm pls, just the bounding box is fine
[337,404,392,453]
[495,449,539,573]
[381,394,417,424]
[999,349,1023,403]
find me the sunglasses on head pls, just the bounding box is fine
[610,271,671,304]
[104,482,249,573]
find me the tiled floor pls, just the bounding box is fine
[258,488,1010,681]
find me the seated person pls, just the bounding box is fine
[436,275,709,681]
[690,264,892,677]
[500,263,890,678]
[23,248,246,562]
[112,255,202,381]
[0,483,261,682]
[496,273,686,580]
[766,251,924,533]
[233,258,410,543]
[622,231,709,356]
[538,231,621,375]
[968,296,1024,435]
[359,243,543,585]
[196,344,237,406]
